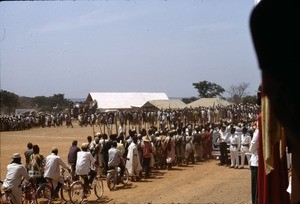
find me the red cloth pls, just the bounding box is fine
[203,132,213,157]
[257,113,290,204]
[141,141,152,158]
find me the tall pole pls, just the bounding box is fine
[0,29,5,183]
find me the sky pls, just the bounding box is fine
[0,0,261,99]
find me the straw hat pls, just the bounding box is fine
[142,135,151,142]
[12,153,21,159]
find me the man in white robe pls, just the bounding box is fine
[126,135,142,181]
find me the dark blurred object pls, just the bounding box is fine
[250,0,300,203]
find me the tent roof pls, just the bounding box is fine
[141,99,186,110]
[15,109,37,115]
[86,92,169,110]
[186,98,234,108]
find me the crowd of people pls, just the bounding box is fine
[1,101,262,204]
[2,116,261,203]
[1,102,262,203]
[0,102,260,133]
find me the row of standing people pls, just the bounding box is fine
[86,124,217,181]
[216,123,256,169]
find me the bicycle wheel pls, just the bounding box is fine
[106,172,115,191]
[60,175,72,202]
[0,192,6,203]
[1,190,12,204]
[22,183,38,204]
[69,181,84,204]
[60,185,70,202]
[93,175,104,199]
[123,168,130,184]
[36,183,52,204]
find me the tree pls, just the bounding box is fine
[0,90,71,114]
[33,94,70,112]
[18,96,34,109]
[227,82,250,104]
[0,90,19,114]
[192,80,225,98]
[242,95,257,104]
[32,96,48,108]
[182,96,198,104]
[49,94,69,111]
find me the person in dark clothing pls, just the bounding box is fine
[217,126,229,166]
[68,140,81,180]
[24,142,34,171]
[101,134,111,174]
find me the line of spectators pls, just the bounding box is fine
[1,103,260,133]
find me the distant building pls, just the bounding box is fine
[141,99,186,110]
[15,109,36,116]
[86,92,169,111]
[186,98,234,108]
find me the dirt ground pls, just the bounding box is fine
[0,122,252,204]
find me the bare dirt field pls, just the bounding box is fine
[0,123,251,204]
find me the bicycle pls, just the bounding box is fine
[60,168,73,202]
[1,178,51,204]
[69,169,104,204]
[106,162,130,191]
[22,178,52,204]
[1,180,13,204]
[22,181,37,204]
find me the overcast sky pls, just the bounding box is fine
[0,0,260,99]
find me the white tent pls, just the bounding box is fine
[86,92,169,111]
[186,98,234,108]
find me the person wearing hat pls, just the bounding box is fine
[75,143,97,190]
[44,147,71,198]
[141,135,152,178]
[90,134,101,157]
[3,153,33,204]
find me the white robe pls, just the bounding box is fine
[126,142,142,176]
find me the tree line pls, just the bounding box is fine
[182,81,257,104]
[0,80,257,115]
[0,91,71,114]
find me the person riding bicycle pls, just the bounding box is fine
[3,153,34,204]
[44,147,71,198]
[28,145,46,184]
[67,140,81,181]
[75,143,98,191]
[108,140,125,185]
